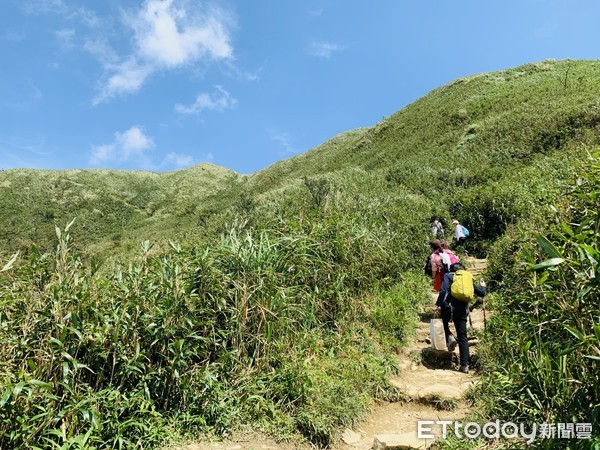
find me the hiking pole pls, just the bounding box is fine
[482,298,487,330]
[467,307,474,333]
[479,278,488,330]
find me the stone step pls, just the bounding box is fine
[372,433,432,449]
[389,378,474,406]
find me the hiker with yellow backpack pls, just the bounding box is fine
[433,262,486,374]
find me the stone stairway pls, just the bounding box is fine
[336,257,488,450]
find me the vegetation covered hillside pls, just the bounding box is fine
[0,59,598,448]
[0,163,242,255]
[246,59,600,253]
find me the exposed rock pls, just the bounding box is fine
[341,429,363,445]
[372,433,431,449]
[418,383,462,400]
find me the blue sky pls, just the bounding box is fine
[1,0,599,174]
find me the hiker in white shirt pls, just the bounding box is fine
[452,220,466,245]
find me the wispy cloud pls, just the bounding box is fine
[29,82,43,101]
[22,0,68,15]
[2,30,27,42]
[0,135,54,169]
[94,0,235,104]
[308,40,343,59]
[22,0,103,29]
[54,28,76,49]
[0,136,52,156]
[175,85,237,115]
[268,129,297,155]
[161,152,193,169]
[90,126,154,165]
[68,6,103,29]
[83,38,120,66]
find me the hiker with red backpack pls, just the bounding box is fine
[433,262,486,374]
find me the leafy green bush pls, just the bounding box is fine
[0,209,429,447]
[477,153,600,448]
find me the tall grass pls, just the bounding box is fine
[476,153,600,448]
[0,210,429,448]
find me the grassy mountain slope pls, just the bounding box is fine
[0,163,243,255]
[245,59,600,253]
[0,59,598,448]
[251,59,600,190]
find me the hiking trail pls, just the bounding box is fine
[335,257,488,450]
[172,258,488,450]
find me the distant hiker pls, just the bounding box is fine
[434,263,486,374]
[452,220,469,247]
[427,240,450,292]
[431,219,444,238]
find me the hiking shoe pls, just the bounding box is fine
[447,335,457,352]
[459,364,469,374]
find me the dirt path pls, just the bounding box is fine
[171,258,488,450]
[334,257,488,449]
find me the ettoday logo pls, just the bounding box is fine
[417,420,593,444]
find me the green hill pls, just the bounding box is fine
[0,163,243,255]
[0,59,598,449]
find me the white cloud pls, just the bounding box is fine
[309,41,343,59]
[89,127,206,171]
[90,144,116,164]
[133,0,233,66]
[95,59,155,103]
[116,127,154,156]
[90,126,154,165]
[94,0,235,104]
[54,28,75,49]
[161,152,194,169]
[175,85,237,115]
[268,129,297,155]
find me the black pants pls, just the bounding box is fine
[441,301,470,366]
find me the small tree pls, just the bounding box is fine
[303,176,331,209]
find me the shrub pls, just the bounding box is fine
[477,153,600,447]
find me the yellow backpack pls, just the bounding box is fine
[451,270,475,303]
